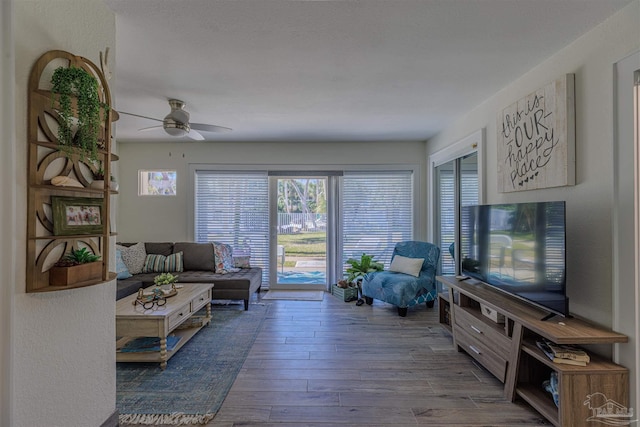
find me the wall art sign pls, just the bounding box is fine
[497,74,575,192]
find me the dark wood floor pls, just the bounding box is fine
[207,292,550,426]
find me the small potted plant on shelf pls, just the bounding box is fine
[109,174,118,191]
[49,247,102,286]
[91,165,106,189]
[91,162,118,190]
[50,66,108,163]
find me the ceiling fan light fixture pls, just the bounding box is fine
[119,98,231,139]
[163,119,190,137]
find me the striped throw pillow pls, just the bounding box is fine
[142,251,184,273]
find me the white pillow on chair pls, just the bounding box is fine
[389,255,424,277]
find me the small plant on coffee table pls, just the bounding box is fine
[154,272,178,286]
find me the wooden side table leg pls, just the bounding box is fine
[159,336,167,370]
[206,302,211,321]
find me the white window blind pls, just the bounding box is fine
[437,166,455,274]
[194,171,269,283]
[342,171,413,269]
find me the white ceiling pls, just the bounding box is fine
[104,0,632,143]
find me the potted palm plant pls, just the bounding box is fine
[334,253,383,303]
[345,253,384,284]
[49,247,101,286]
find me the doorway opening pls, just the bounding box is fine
[272,177,328,289]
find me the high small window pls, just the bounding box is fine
[138,170,177,196]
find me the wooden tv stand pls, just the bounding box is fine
[436,275,628,427]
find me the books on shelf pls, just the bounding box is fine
[536,339,590,366]
[545,340,590,362]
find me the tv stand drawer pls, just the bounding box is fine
[455,327,507,382]
[454,305,510,355]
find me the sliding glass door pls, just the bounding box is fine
[194,171,270,284]
[271,177,328,289]
[430,130,483,276]
[435,154,479,274]
[194,168,416,290]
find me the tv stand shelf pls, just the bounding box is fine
[436,275,628,427]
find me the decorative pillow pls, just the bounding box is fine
[233,255,251,268]
[174,242,215,271]
[115,242,147,275]
[213,242,240,274]
[142,251,184,273]
[115,249,132,279]
[144,242,174,257]
[389,255,424,277]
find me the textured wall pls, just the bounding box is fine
[426,0,639,411]
[11,1,117,426]
[427,0,638,326]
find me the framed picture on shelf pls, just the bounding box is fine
[52,196,104,236]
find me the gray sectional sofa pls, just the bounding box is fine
[116,242,262,310]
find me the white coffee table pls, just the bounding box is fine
[116,283,214,369]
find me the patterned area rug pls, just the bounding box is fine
[261,290,325,301]
[117,302,269,425]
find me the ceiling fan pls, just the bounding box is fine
[118,99,232,140]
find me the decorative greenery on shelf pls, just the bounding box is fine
[51,66,107,162]
[53,247,101,267]
[92,166,105,181]
[345,253,384,284]
[92,161,115,182]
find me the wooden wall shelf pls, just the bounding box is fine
[26,50,118,293]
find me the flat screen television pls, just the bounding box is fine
[460,201,568,318]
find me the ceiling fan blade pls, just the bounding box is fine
[190,122,232,133]
[139,125,163,132]
[118,111,163,122]
[187,129,205,141]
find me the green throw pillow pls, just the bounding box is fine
[142,251,184,273]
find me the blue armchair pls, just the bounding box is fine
[361,241,440,317]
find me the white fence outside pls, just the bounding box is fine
[278,213,326,234]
